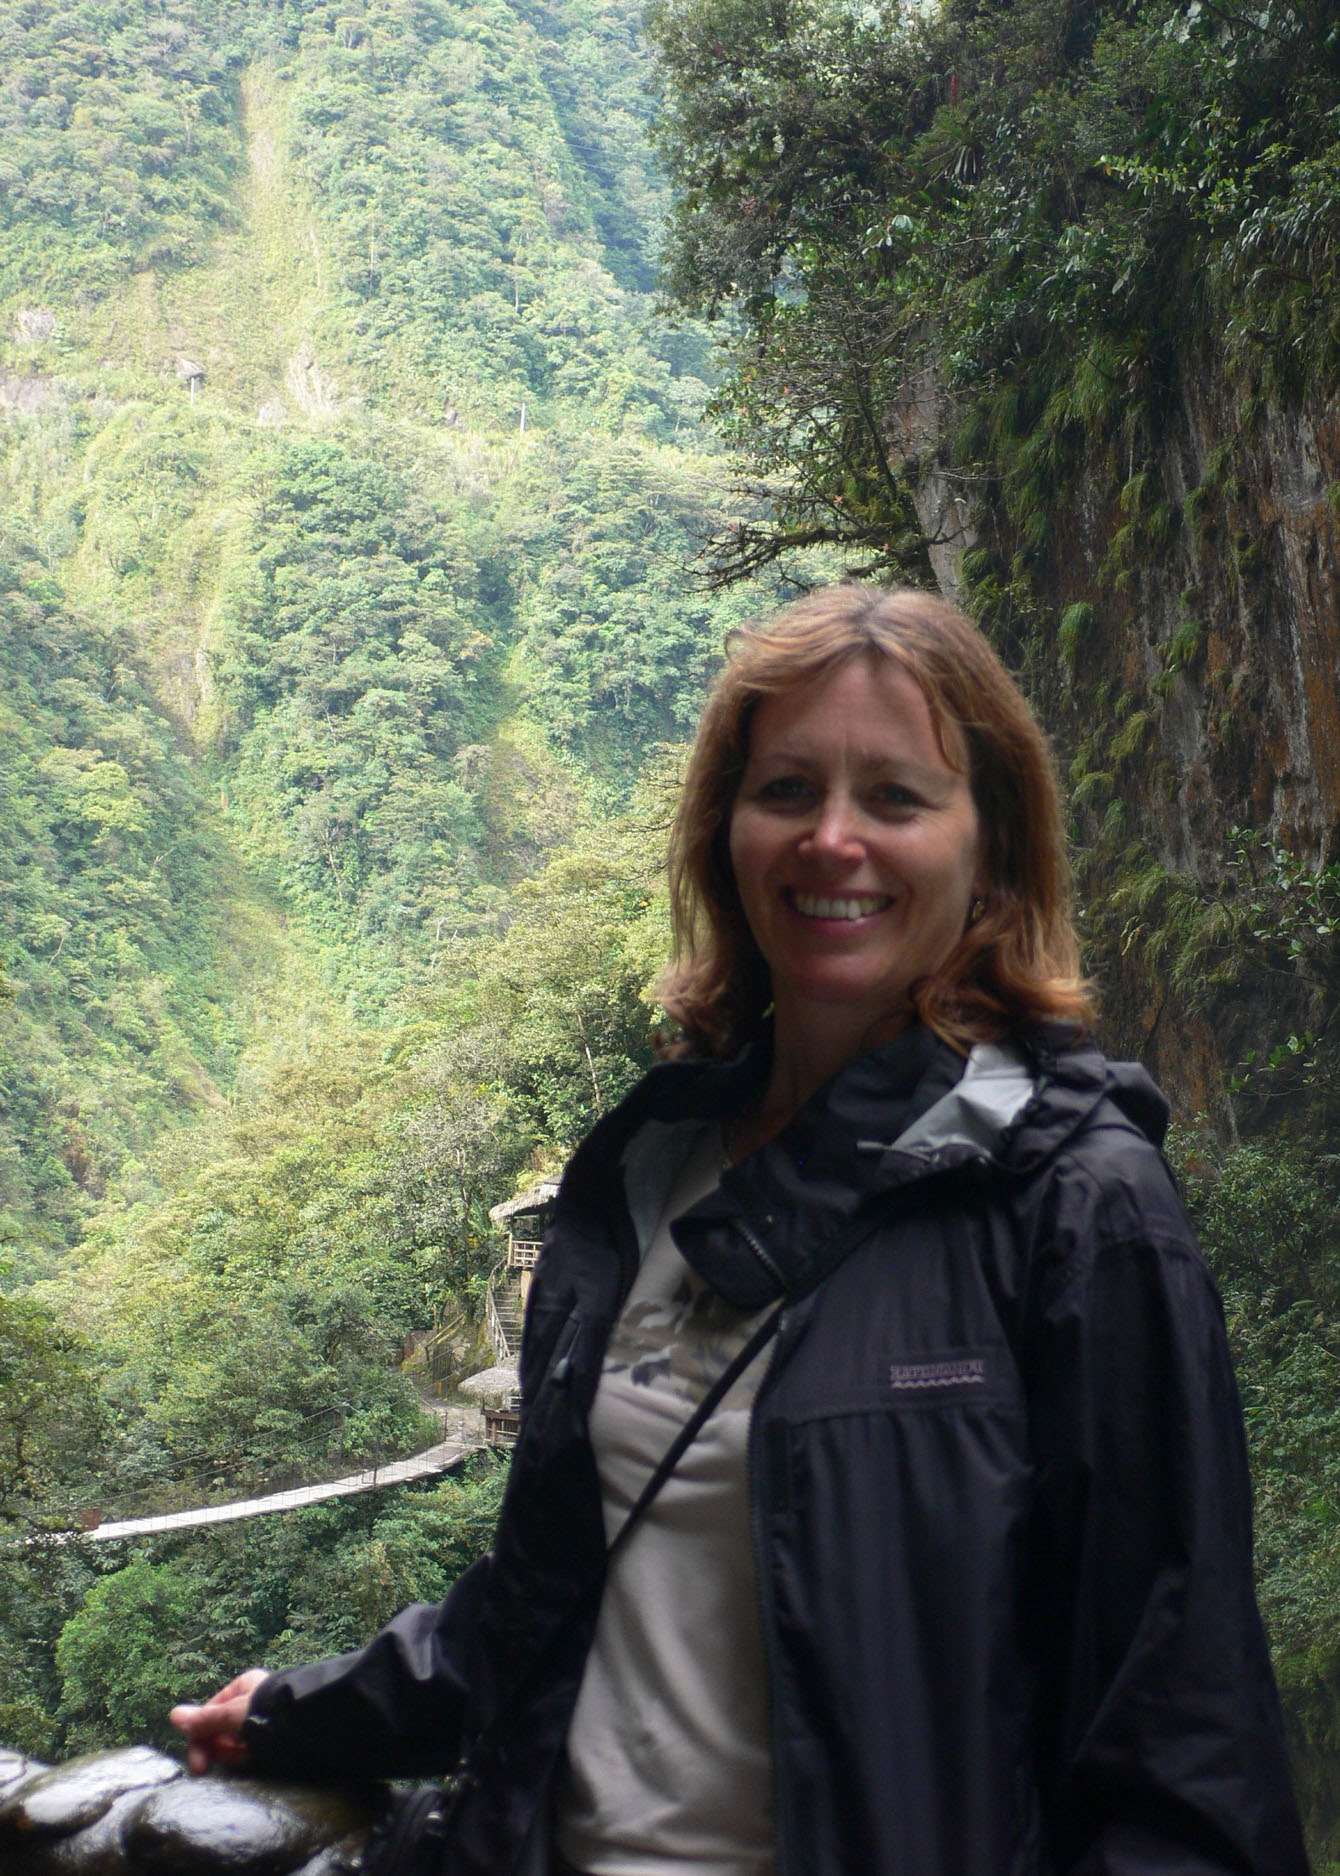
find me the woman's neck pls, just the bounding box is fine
[728,1000,913,1160]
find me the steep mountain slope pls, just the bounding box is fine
[0,0,803,1752]
[0,0,785,1259]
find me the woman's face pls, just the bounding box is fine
[728,656,985,1043]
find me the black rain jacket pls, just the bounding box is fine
[244,1025,1309,1876]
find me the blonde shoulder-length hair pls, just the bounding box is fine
[656,586,1094,1058]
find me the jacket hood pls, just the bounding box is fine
[1101,1054,1171,1145]
[796,1026,1169,1183]
[663,1026,1169,1311]
[555,1023,1169,1313]
[1001,1029,1169,1170]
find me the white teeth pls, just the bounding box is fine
[792,893,889,920]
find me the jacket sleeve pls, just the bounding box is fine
[1025,1158,1309,1875]
[240,1549,491,1783]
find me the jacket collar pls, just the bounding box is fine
[554,1022,1168,1312]
[865,1024,1169,1175]
[859,1039,1034,1166]
[670,1023,1167,1310]
[670,1025,969,1309]
[1005,1024,1168,1168]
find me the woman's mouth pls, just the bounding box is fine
[789,891,893,921]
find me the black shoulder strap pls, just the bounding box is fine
[606,1304,783,1564]
[432,1304,784,1830]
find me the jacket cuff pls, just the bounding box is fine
[239,1673,312,1781]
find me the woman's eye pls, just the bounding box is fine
[757,776,813,803]
[871,784,919,809]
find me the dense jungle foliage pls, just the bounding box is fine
[650,0,1340,579]
[0,0,808,1767]
[2,0,1340,1862]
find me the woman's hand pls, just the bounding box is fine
[169,1669,271,1773]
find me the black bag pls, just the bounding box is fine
[359,1784,452,1876]
[356,1306,782,1876]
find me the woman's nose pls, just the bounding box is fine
[802,793,864,857]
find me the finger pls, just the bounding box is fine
[170,1698,236,1736]
[169,1671,269,1773]
[191,1730,247,1771]
[202,1669,268,1708]
[170,1697,247,1756]
[171,1672,267,1734]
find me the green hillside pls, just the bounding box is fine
[0,0,837,1750]
[0,0,796,1265]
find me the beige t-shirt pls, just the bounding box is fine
[554,1123,777,1876]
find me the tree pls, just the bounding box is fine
[0,1291,103,1524]
[395,1036,532,1309]
[56,1559,222,1753]
[649,0,1340,585]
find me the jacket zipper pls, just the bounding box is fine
[732,1214,790,1294]
[741,1179,950,1876]
[546,1311,584,1389]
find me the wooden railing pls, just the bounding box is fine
[483,1404,522,1447]
[485,1271,513,1366]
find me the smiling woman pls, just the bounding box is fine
[662,585,1092,1077]
[172,588,1307,1876]
[726,657,984,1105]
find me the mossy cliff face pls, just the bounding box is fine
[1024,372,1340,1113]
[1044,380,1340,862]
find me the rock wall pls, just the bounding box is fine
[900,359,1340,1112]
[1064,375,1339,1107]
[1064,376,1340,864]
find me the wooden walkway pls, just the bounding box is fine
[65,1434,484,1544]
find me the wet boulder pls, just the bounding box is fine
[13,1785,169,1876]
[0,1746,180,1841]
[0,1747,373,1876]
[126,1776,369,1874]
[0,1747,45,1800]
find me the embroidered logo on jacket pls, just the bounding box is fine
[889,1356,987,1390]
